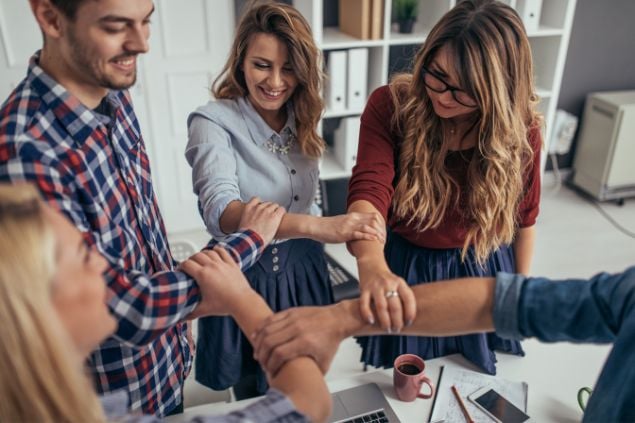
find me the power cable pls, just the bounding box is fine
[565,181,635,239]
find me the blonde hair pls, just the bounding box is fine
[389,0,541,264]
[0,184,105,422]
[213,0,325,158]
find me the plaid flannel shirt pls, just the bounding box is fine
[0,52,264,416]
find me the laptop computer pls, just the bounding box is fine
[329,383,401,422]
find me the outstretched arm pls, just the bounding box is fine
[253,276,496,375]
[220,199,385,244]
[255,267,635,376]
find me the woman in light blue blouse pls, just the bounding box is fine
[185,2,384,399]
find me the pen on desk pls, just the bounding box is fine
[451,385,474,423]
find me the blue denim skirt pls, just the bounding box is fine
[195,238,333,393]
[356,231,524,375]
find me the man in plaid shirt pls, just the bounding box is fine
[0,0,285,416]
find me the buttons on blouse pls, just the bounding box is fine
[272,246,280,272]
[293,195,299,201]
[290,169,297,175]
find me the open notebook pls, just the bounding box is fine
[429,364,528,423]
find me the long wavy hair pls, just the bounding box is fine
[0,184,105,422]
[213,0,325,158]
[390,0,541,264]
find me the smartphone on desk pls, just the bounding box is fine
[468,387,530,423]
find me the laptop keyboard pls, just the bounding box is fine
[339,409,390,423]
[326,254,361,302]
[328,260,353,286]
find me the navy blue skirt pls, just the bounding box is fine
[357,232,524,375]
[195,238,333,393]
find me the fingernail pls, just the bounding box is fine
[407,319,413,326]
[386,328,393,334]
[368,317,375,325]
[250,332,257,339]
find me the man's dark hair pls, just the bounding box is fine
[50,0,88,19]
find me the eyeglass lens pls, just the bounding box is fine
[423,72,476,107]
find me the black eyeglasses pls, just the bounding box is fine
[421,67,478,108]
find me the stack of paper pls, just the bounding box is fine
[430,365,528,423]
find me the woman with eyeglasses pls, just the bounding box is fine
[346,0,542,374]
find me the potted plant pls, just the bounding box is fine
[394,0,419,34]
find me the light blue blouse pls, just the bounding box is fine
[186,97,320,239]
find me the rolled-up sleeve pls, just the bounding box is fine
[186,115,241,238]
[493,272,526,340]
[494,267,635,344]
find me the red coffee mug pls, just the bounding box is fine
[393,354,435,401]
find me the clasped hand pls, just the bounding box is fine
[184,197,285,318]
[237,197,286,244]
[357,261,416,333]
[252,304,345,377]
[314,212,386,244]
[180,247,252,317]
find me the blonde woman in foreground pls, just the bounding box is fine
[0,184,330,423]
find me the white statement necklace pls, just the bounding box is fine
[266,133,296,155]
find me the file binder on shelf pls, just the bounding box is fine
[325,50,347,113]
[516,0,543,32]
[333,116,361,172]
[346,48,369,111]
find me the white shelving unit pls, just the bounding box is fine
[293,0,577,179]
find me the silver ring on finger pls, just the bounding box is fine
[385,290,399,299]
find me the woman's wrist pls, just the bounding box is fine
[277,213,317,239]
[356,253,389,272]
[303,214,321,239]
[230,290,269,322]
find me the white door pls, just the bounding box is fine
[138,0,235,235]
[0,0,40,100]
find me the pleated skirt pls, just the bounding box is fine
[357,231,524,375]
[195,238,333,394]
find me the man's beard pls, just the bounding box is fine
[67,29,137,91]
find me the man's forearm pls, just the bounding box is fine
[337,277,497,337]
